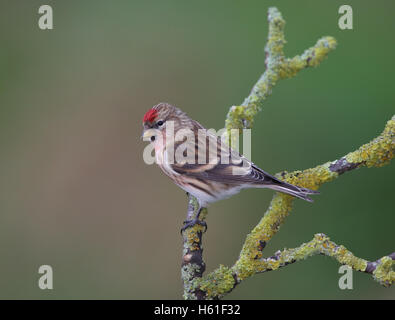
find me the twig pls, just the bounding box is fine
[225,7,336,141]
[254,233,394,288]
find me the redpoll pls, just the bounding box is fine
[142,103,318,230]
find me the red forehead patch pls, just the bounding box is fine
[143,108,158,123]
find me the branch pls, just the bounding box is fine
[225,7,336,141]
[189,116,395,299]
[180,6,394,300]
[181,195,208,300]
[251,233,394,287]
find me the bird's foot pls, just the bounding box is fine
[181,219,207,233]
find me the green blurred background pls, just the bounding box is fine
[0,0,393,299]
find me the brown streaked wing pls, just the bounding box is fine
[169,129,275,185]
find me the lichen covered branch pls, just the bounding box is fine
[181,195,208,300]
[192,233,394,299]
[188,117,395,299]
[225,7,336,138]
[180,6,394,300]
[251,233,394,286]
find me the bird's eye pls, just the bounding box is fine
[157,120,164,126]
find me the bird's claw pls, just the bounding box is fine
[181,219,207,233]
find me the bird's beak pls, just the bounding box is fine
[141,129,156,141]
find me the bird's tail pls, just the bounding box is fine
[254,169,319,202]
[264,181,319,202]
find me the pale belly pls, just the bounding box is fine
[172,175,244,207]
[153,140,244,207]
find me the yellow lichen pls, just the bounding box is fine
[373,257,394,287]
[195,265,236,299]
[345,117,395,167]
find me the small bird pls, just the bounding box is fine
[142,103,318,231]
